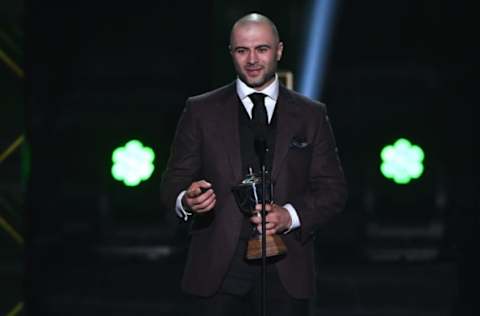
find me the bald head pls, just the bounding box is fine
[230,13,280,46]
[229,13,283,90]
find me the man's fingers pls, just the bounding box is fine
[187,187,216,213]
[201,199,216,212]
[250,212,279,225]
[187,181,213,198]
[195,180,212,196]
[252,203,290,234]
[183,179,216,213]
[266,212,279,223]
[250,215,262,225]
[192,192,216,212]
[187,186,205,198]
[197,180,212,189]
[194,200,216,213]
[189,189,214,203]
[255,203,272,212]
[186,188,200,198]
[256,222,275,230]
[186,187,214,209]
[256,224,277,234]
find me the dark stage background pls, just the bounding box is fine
[0,0,477,315]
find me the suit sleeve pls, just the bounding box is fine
[161,99,202,219]
[289,105,348,244]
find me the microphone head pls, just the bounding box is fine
[254,137,268,167]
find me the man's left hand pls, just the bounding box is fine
[250,203,292,235]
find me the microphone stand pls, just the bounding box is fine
[255,137,268,316]
[261,162,267,316]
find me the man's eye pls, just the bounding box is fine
[236,49,246,54]
[257,47,269,53]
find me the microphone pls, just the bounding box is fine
[254,137,268,169]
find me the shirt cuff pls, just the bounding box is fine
[176,190,192,221]
[283,203,301,234]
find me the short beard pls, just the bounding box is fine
[239,71,275,89]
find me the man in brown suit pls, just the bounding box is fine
[161,13,347,316]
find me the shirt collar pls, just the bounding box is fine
[235,74,279,102]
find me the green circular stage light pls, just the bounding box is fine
[111,140,155,187]
[380,138,425,184]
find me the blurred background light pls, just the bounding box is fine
[298,0,339,100]
[380,138,425,184]
[111,140,155,187]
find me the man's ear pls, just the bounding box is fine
[276,42,284,61]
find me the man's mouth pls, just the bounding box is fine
[246,67,262,76]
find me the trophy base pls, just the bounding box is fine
[246,234,287,260]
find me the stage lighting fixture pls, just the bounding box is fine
[111,140,155,187]
[298,0,338,100]
[380,138,424,184]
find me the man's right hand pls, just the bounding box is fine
[182,180,216,214]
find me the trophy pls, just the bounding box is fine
[232,170,287,260]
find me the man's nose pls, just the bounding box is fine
[247,50,258,64]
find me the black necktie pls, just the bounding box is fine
[249,92,268,133]
[249,92,269,167]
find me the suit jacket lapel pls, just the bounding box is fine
[217,83,243,183]
[272,86,299,181]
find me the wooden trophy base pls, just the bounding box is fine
[246,234,287,260]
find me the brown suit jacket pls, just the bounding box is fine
[161,82,347,299]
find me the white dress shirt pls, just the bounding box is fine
[175,75,301,233]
